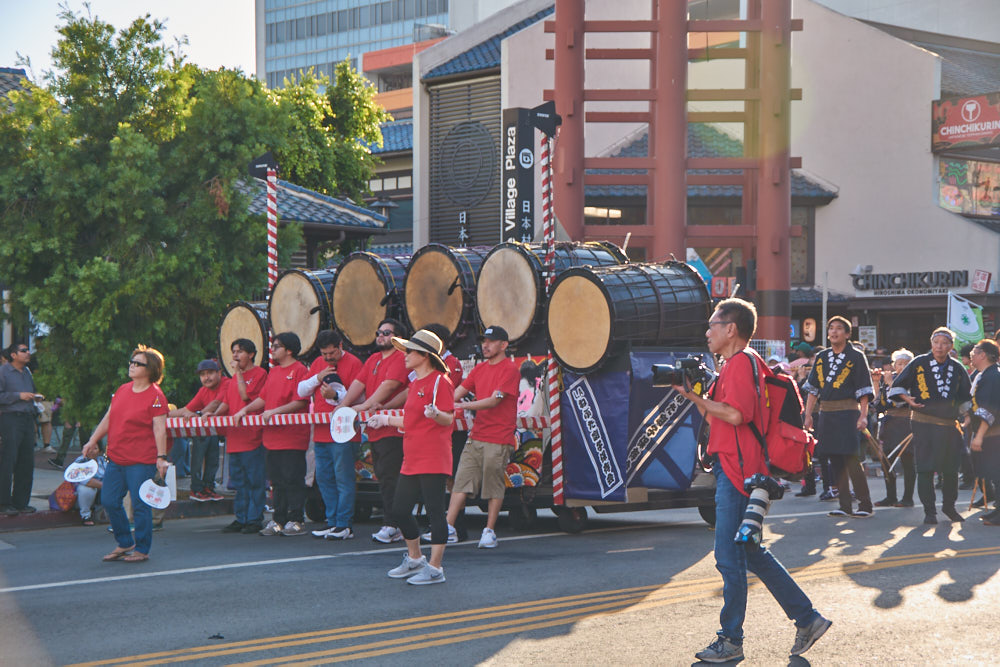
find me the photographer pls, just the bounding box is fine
[672,298,830,663]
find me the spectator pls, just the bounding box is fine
[74,454,107,526]
[169,360,230,501]
[0,342,42,516]
[968,339,1000,525]
[874,349,916,508]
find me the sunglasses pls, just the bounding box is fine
[16,348,29,353]
[128,360,148,368]
[375,329,394,337]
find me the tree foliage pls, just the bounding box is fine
[0,8,386,422]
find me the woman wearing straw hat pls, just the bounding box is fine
[366,329,455,585]
[82,346,170,562]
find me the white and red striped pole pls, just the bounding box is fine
[541,135,563,506]
[266,167,278,366]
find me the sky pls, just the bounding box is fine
[1,0,256,80]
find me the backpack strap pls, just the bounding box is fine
[742,350,772,467]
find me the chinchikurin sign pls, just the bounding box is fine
[932,92,1000,153]
[852,270,968,296]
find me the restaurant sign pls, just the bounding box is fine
[852,270,968,296]
[932,92,1000,153]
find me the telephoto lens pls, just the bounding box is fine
[734,474,785,546]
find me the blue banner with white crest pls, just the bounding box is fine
[560,371,630,502]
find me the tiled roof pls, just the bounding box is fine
[585,124,838,200]
[790,287,851,304]
[423,6,554,81]
[367,242,414,256]
[915,43,1000,98]
[370,119,413,154]
[238,178,387,229]
[0,67,29,111]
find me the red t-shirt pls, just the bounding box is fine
[461,357,521,445]
[360,350,408,442]
[221,366,267,453]
[107,382,169,466]
[707,350,769,497]
[261,362,310,450]
[400,371,455,475]
[184,378,230,412]
[443,352,464,388]
[308,352,363,443]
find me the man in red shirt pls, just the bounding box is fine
[169,359,229,502]
[216,339,267,534]
[234,332,310,536]
[445,326,520,549]
[338,318,409,544]
[298,330,363,540]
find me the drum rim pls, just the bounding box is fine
[331,251,410,348]
[266,268,336,352]
[476,242,544,341]
[217,300,269,377]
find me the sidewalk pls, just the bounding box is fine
[0,448,235,533]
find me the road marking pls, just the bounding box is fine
[0,540,15,551]
[607,547,653,553]
[65,544,1000,667]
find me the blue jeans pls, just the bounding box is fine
[229,446,266,525]
[189,436,220,493]
[314,442,358,528]
[103,461,156,555]
[169,437,190,477]
[712,466,818,641]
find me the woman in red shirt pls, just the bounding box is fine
[367,329,454,585]
[82,347,170,562]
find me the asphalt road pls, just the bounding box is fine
[1,489,998,666]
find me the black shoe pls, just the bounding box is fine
[942,507,964,522]
[873,498,896,507]
[241,522,264,534]
[894,499,914,507]
[14,506,35,515]
[0,506,19,516]
[959,478,974,491]
[923,513,938,525]
[47,457,64,469]
[795,489,816,497]
[971,497,987,509]
[222,520,245,533]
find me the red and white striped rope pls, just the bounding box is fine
[540,134,563,505]
[266,168,278,366]
[165,413,551,438]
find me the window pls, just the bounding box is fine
[398,175,412,189]
[404,0,414,19]
[296,18,306,40]
[388,199,413,230]
[383,177,398,191]
[370,179,383,191]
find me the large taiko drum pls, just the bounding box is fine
[403,244,490,343]
[268,268,336,355]
[331,252,410,348]
[547,261,711,373]
[217,301,269,376]
[476,241,629,344]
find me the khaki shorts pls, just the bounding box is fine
[453,439,513,500]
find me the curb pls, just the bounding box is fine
[0,497,236,534]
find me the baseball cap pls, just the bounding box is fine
[481,326,509,342]
[793,342,812,354]
[197,359,221,372]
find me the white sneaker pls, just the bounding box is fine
[372,525,403,543]
[387,554,427,578]
[421,524,458,543]
[259,520,282,536]
[407,563,446,585]
[326,527,354,540]
[478,527,498,549]
[311,526,337,538]
[282,521,308,536]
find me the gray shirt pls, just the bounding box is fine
[0,363,37,414]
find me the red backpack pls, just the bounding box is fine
[744,351,817,480]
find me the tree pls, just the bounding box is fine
[0,8,383,422]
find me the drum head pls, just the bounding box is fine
[476,246,539,342]
[218,302,267,377]
[547,273,611,373]
[333,256,387,348]
[270,271,326,353]
[405,249,464,334]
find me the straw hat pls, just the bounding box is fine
[391,329,447,372]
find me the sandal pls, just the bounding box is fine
[123,552,149,563]
[102,547,135,561]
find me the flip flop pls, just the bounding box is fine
[123,552,149,563]
[102,547,135,562]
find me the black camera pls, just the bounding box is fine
[651,356,711,388]
[734,473,786,546]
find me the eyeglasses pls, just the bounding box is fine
[271,343,284,350]
[128,360,148,368]
[15,348,29,354]
[707,320,731,328]
[375,329,394,337]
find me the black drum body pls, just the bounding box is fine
[217,301,269,376]
[546,261,711,373]
[403,244,490,343]
[332,252,410,349]
[268,268,336,356]
[476,241,628,345]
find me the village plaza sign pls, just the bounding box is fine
[851,270,968,296]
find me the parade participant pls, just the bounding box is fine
[443,326,520,549]
[298,330,363,540]
[672,298,830,662]
[874,349,916,507]
[889,327,972,524]
[169,359,229,502]
[338,318,409,544]
[366,329,454,585]
[966,340,1000,525]
[216,339,267,534]
[233,332,310,536]
[803,317,875,518]
[0,343,41,515]
[82,346,169,562]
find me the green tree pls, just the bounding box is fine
[0,9,381,423]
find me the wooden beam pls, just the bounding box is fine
[583,89,657,101]
[688,47,748,60]
[585,111,651,123]
[688,88,760,101]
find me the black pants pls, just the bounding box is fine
[189,435,220,493]
[911,421,962,514]
[0,413,37,508]
[371,437,404,528]
[393,473,448,543]
[266,449,306,524]
[829,453,872,514]
[882,441,916,503]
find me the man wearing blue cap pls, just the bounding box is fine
[170,360,229,501]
